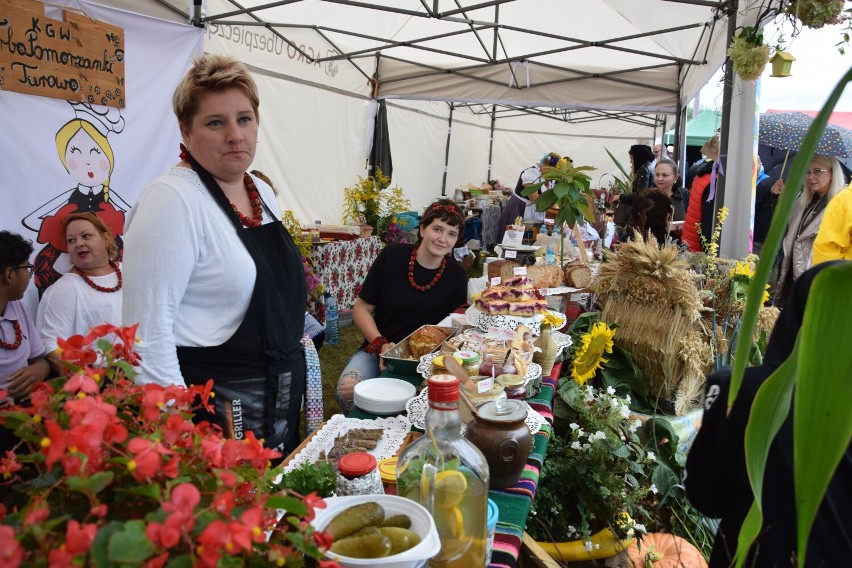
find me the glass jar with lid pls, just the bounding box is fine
[335,452,384,496]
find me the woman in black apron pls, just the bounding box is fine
[123,55,306,454]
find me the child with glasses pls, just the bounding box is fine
[0,231,50,451]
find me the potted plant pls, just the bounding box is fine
[785,0,846,29]
[529,378,653,561]
[0,325,334,567]
[341,167,410,239]
[521,157,597,263]
[727,26,771,82]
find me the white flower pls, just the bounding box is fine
[571,441,582,450]
[647,451,656,462]
[577,428,585,438]
[570,422,579,430]
[606,386,616,395]
[633,523,647,533]
[595,544,600,550]
[590,430,606,442]
[550,506,558,514]
[567,525,577,537]
[629,418,642,432]
[619,404,631,419]
[582,443,591,451]
[584,541,593,552]
[650,483,658,494]
[625,394,631,404]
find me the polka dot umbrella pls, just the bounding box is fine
[759,111,852,158]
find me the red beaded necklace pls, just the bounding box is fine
[232,173,264,228]
[179,144,263,228]
[76,261,122,293]
[0,319,23,350]
[408,247,447,292]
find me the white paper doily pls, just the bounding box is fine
[405,388,545,435]
[417,352,542,385]
[465,305,567,334]
[448,329,572,359]
[283,414,411,473]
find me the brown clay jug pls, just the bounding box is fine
[463,399,532,489]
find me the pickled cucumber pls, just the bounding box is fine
[330,533,392,558]
[380,527,422,554]
[352,526,381,537]
[380,514,412,529]
[324,502,385,539]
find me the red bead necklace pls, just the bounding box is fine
[0,320,23,350]
[408,247,447,292]
[76,261,122,293]
[179,144,262,228]
[231,173,264,228]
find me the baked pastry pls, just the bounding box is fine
[408,326,447,358]
[475,279,548,316]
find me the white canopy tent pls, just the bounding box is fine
[7,0,767,225]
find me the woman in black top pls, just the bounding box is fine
[335,200,468,412]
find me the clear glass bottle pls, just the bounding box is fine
[396,375,489,567]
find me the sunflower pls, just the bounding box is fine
[571,322,616,385]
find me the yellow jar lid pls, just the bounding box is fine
[377,457,398,484]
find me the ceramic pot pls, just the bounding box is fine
[463,399,532,489]
[533,324,557,376]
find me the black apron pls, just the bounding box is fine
[176,158,307,454]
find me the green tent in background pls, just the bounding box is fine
[664,109,722,146]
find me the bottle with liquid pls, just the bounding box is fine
[545,246,556,265]
[396,375,489,567]
[323,292,339,346]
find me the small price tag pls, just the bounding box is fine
[504,250,517,259]
[490,277,502,286]
[513,266,527,276]
[477,377,494,393]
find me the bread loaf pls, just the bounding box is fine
[487,259,519,281]
[526,264,564,288]
[408,326,448,358]
[563,262,592,288]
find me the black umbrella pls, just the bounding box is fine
[369,99,393,182]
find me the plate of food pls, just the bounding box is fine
[283,414,411,473]
[465,304,567,335]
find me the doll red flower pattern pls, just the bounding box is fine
[0,325,335,567]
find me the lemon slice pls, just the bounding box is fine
[434,470,467,509]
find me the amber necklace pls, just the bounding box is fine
[76,261,122,293]
[408,247,447,292]
[0,319,23,350]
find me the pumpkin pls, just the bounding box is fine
[626,533,708,568]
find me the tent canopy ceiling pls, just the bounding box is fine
[140,0,763,122]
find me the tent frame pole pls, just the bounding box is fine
[441,103,455,197]
[713,0,738,231]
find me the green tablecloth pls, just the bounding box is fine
[348,364,561,568]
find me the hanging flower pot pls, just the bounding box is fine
[786,0,845,29]
[727,28,770,82]
[770,50,796,77]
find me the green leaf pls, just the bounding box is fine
[266,495,309,516]
[165,555,194,568]
[91,521,124,568]
[794,264,852,563]
[107,520,156,564]
[521,182,545,197]
[117,483,161,501]
[535,190,558,212]
[66,471,114,496]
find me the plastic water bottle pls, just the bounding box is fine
[324,292,340,346]
[545,246,557,265]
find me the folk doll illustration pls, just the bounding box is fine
[22,102,130,296]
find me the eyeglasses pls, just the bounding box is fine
[806,168,830,177]
[14,264,34,276]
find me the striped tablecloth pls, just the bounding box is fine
[348,362,560,568]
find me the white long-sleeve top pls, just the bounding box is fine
[36,270,123,353]
[122,166,281,387]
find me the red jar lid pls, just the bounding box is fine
[338,452,377,477]
[429,374,460,403]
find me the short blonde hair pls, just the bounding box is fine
[62,212,119,260]
[172,54,260,127]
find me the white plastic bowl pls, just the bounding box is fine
[312,494,440,568]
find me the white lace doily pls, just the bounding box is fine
[417,352,542,385]
[448,329,572,359]
[405,388,545,435]
[282,414,411,473]
[552,330,573,357]
[465,305,567,335]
